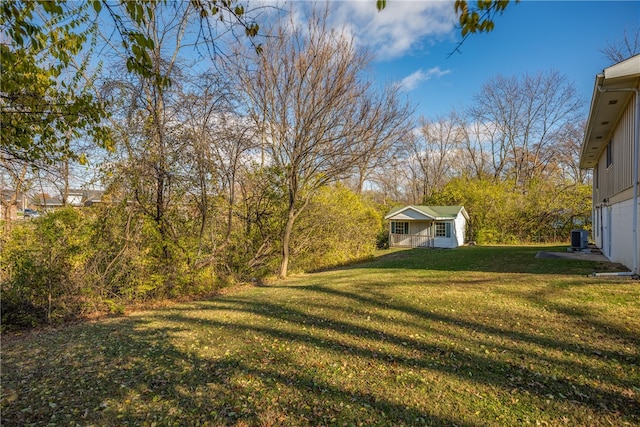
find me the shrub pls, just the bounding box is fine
[291,184,381,272]
[428,177,592,244]
[1,208,91,329]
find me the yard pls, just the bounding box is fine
[2,245,639,426]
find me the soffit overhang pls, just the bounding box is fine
[580,55,640,169]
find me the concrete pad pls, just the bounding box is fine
[535,251,610,262]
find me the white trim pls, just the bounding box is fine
[384,206,435,220]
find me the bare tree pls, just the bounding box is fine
[0,158,28,228]
[469,70,583,187]
[367,155,413,205]
[350,85,413,194]
[454,113,494,179]
[601,27,640,64]
[101,3,197,261]
[554,120,590,185]
[407,114,463,201]
[175,72,258,264]
[239,6,409,277]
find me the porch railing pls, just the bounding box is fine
[390,233,435,248]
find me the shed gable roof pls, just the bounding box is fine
[385,205,466,221]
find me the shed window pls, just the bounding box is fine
[606,140,613,168]
[392,221,409,234]
[435,222,451,238]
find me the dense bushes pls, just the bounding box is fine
[1,175,592,330]
[428,177,592,244]
[1,207,216,330]
[290,184,381,272]
[0,186,383,330]
[1,208,92,327]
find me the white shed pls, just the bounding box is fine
[384,205,469,249]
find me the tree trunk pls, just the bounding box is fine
[279,208,296,278]
[356,165,366,195]
[62,158,69,206]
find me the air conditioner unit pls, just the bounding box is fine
[570,229,589,250]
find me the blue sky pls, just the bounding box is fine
[325,1,640,119]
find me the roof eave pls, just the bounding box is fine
[384,205,436,220]
[460,206,470,220]
[580,55,640,169]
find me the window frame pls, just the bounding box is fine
[435,222,452,238]
[391,221,409,235]
[606,140,613,168]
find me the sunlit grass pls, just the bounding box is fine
[2,245,639,426]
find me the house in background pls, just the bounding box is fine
[32,189,105,211]
[385,205,469,249]
[32,195,64,211]
[65,189,85,207]
[579,54,640,275]
[82,190,104,207]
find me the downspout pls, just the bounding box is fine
[595,85,639,276]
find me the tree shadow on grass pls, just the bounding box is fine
[298,284,639,366]
[495,281,640,353]
[2,279,639,425]
[1,315,475,426]
[226,282,640,421]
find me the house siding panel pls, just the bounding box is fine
[591,88,639,272]
[609,198,640,271]
[583,56,640,274]
[454,216,466,246]
[596,93,637,203]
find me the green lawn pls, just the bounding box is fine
[2,246,639,426]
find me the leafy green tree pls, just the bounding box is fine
[427,176,510,243]
[1,1,110,165]
[1,0,258,166]
[428,176,592,244]
[453,0,516,37]
[514,179,592,242]
[378,0,518,52]
[1,208,92,327]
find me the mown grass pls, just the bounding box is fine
[2,245,639,426]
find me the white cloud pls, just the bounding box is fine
[328,1,456,60]
[397,67,451,91]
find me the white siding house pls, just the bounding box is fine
[580,54,640,274]
[384,206,469,249]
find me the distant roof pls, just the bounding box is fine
[2,189,27,201]
[33,198,63,207]
[385,205,467,220]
